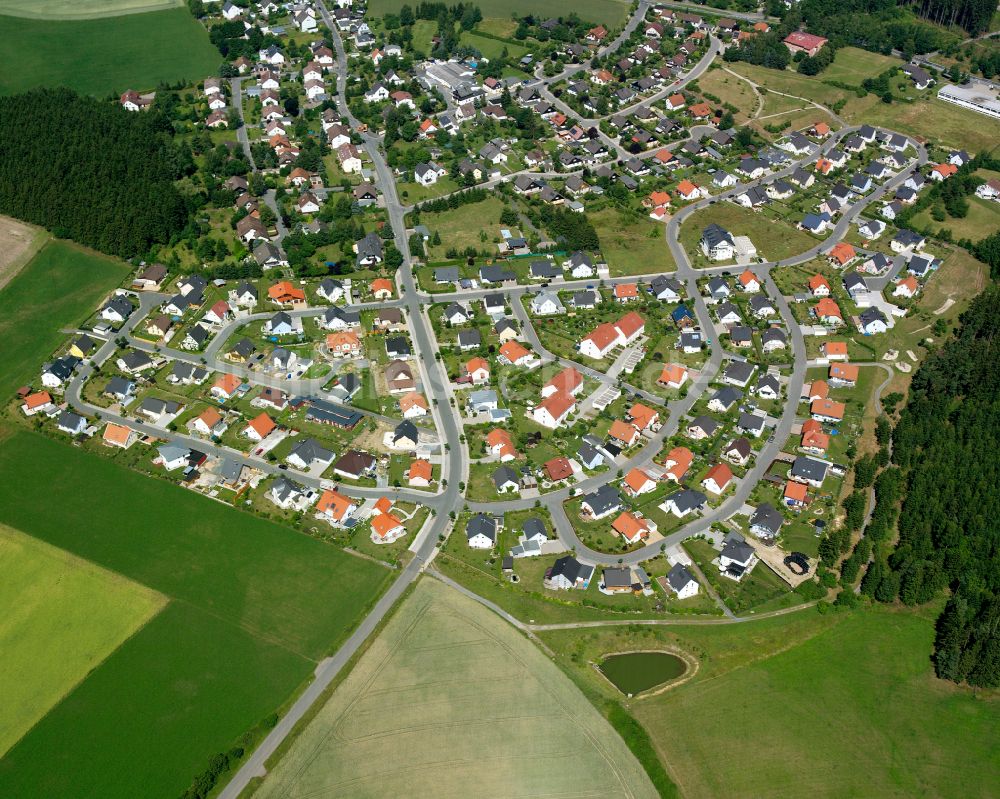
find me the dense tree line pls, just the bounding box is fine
[902,0,996,36]
[874,287,1000,686]
[0,89,189,258]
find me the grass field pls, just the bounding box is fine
[912,195,1000,240]
[367,0,631,27]
[591,207,678,275]
[0,430,390,797]
[543,604,1000,799]
[0,524,164,757]
[822,46,898,85]
[680,202,818,263]
[417,196,506,259]
[0,8,220,96]
[254,578,659,799]
[459,30,529,60]
[701,67,759,123]
[0,0,180,18]
[0,240,128,397]
[0,216,47,291]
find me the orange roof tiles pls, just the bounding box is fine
[268,281,305,302]
[371,513,404,538]
[247,412,276,439]
[658,363,688,386]
[829,242,856,265]
[609,419,639,445]
[409,459,432,482]
[214,373,242,396]
[784,480,808,502]
[629,403,658,430]
[830,363,859,382]
[624,468,654,493]
[24,391,51,409]
[811,398,845,420]
[103,423,134,446]
[499,340,531,363]
[612,511,649,541]
[316,489,353,520]
[371,278,393,295]
[615,311,645,338]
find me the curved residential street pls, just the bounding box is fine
[72,10,936,795]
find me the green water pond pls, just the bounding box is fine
[599,651,687,694]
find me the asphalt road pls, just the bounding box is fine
[115,12,934,793]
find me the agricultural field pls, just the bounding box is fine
[0,215,46,291]
[543,604,1000,799]
[0,240,128,397]
[367,0,632,27]
[0,8,220,96]
[0,0,181,17]
[0,430,390,798]
[0,524,164,757]
[254,578,659,799]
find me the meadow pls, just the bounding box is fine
[543,604,1000,799]
[0,0,181,18]
[0,430,391,797]
[590,206,679,275]
[0,240,128,397]
[254,578,659,799]
[0,8,219,96]
[0,524,164,757]
[367,0,632,27]
[680,202,818,263]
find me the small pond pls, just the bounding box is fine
[599,651,687,695]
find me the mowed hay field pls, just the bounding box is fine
[0,240,128,397]
[0,8,219,96]
[543,606,1000,799]
[255,578,659,799]
[0,215,46,291]
[0,430,391,798]
[0,524,164,757]
[367,0,631,27]
[0,0,181,18]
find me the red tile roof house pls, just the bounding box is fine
[783,31,828,57]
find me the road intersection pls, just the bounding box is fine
[46,9,928,793]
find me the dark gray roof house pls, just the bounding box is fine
[750,503,784,538]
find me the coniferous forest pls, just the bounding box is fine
[0,88,189,258]
[873,287,1000,686]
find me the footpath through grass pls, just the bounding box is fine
[0,524,164,757]
[0,240,127,397]
[0,430,391,797]
[0,8,219,96]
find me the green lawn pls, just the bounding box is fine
[368,0,631,27]
[459,30,529,60]
[0,8,220,96]
[543,604,1000,799]
[0,429,390,797]
[0,240,128,397]
[0,524,164,757]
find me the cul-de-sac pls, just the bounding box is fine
[0,0,997,797]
